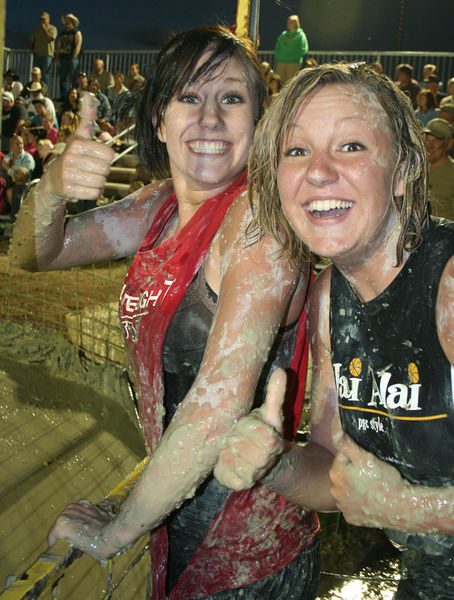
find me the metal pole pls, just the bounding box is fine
[235,0,251,39]
[249,0,260,48]
[397,0,406,51]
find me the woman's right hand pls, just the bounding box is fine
[47,499,126,561]
[43,93,115,201]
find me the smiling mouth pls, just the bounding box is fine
[307,199,353,218]
[187,141,231,154]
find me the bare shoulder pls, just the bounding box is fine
[205,188,305,322]
[216,188,251,245]
[115,179,174,221]
[436,254,454,365]
[218,190,297,269]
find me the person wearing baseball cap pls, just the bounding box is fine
[55,14,82,100]
[28,12,57,85]
[1,91,28,153]
[423,118,454,219]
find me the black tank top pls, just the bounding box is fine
[330,217,454,485]
[330,217,454,556]
[57,28,78,58]
[162,267,298,590]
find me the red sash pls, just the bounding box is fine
[118,170,318,598]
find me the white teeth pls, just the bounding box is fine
[188,141,229,154]
[308,199,353,212]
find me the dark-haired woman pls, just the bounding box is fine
[415,88,438,127]
[12,26,319,599]
[57,87,80,123]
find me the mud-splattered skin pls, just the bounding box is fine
[10,93,175,272]
[215,84,454,536]
[14,74,309,560]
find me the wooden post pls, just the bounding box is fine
[0,0,6,137]
[235,0,260,47]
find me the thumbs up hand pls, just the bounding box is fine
[214,368,287,491]
[44,92,116,201]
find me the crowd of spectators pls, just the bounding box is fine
[0,11,151,223]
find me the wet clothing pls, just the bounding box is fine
[329,217,454,597]
[163,266,306,593]
[194,540,320,600]
[395,547,454,600]
[119,171,318,599]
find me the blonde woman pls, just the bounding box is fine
[215,63,454,600]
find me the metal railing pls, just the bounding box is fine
[0,458,150,600]
[5,47,454,99]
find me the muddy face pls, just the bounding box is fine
[157,54,255,199]
[277,83,403,268]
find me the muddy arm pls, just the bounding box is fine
[48,192,309,559]
[10,94,173,271]
[215,267,338,512]
[10,177,173,272]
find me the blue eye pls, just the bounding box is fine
[222,94,244,105]
[341,142,365,152]
[179,94,199,104]
[284,147,308,157]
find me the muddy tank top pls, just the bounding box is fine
[118,172,318,599]
[162,267,300,590]
[330,217,454,555]
[330,217,454,485]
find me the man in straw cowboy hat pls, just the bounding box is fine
[55,14,82,100]
[25,82,58,127]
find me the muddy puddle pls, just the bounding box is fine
[0,324,402,599]
[316,514,401,598]
[0,344,149,598]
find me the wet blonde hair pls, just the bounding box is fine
[247,62,429,266]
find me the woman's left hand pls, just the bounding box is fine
[47,499,123,561]
[329,434,405,530]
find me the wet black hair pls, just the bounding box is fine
[134,25,266,179]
